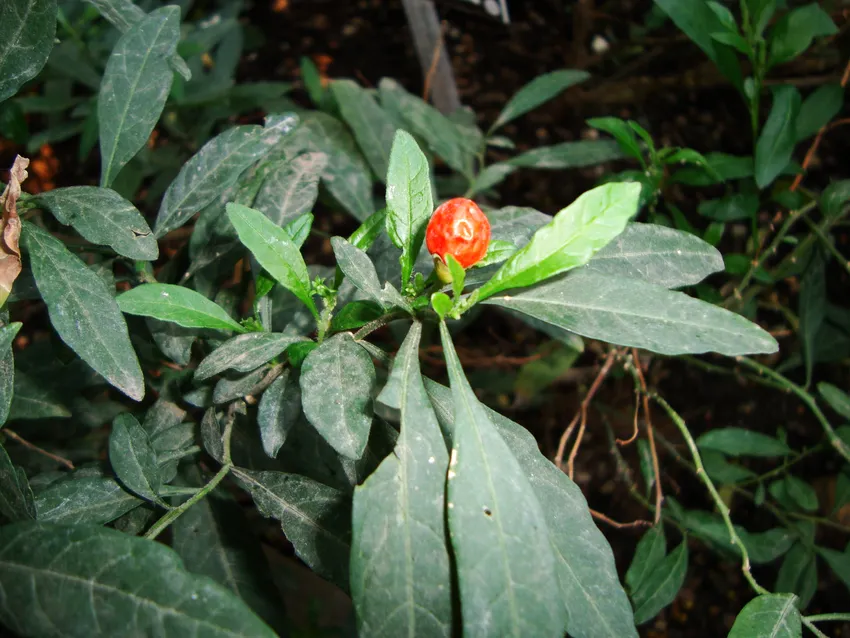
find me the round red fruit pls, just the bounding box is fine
[425,198,491,269]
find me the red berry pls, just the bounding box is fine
[425,198,491,269]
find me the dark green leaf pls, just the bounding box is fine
[349,208,388,251]
[769,4,837,66]
[697,427,791,457]
[0,0,57,103]
[476,183,641,301]
[24,223,144,401]
[331,236,410,311]
[195,333,304,381]
[213,368,269,405]
[669,152,753,186]
[109,413,163,505]
[631,540,688,625]
[818,382,850,420]
[232,467,352,590]
[586,118,643,161]
[331,300,383,331]
[227,203,318,320]
[0,441,36,521]
[493,70,589,131]
[702,450,757,484]
[625,525,666,593]
[0,522,277,637]
[300,333,376,459]
[467,163,516,197]
[257,369,301,458]
[385,130,433,286]
[755,86,801,189]
[796,84,844,141]
[351,323,452,636]
[784,475,818,512]
[8,371,71,420]
[332,79,397,180]
[33,186,157,260]
[253,152,326,227]
[817,545,850,594]
[117,283,246,333]
[822,180,850,218]
[800,252,826,386]
[698,192,759,222]
[508,140,625,169]
[99,7,180,187]
[35,476,141,524]
[0,323,20,426]
[776,543,817,609]
[147,317,195,365]
[439,322,566,636]
[728,594,801,638]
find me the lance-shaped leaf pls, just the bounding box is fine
[579,222,723,288]
[232,467,352,590]
[0,322,21,426]
[728,594,800,638]
[24,223,144,401]
[35,476,142,525]
[99,6,180,187]
[485,272,778,356]
[155,117,296,237]
[385,130,433,286]
[507,140,624,169]
[227,203,318,320]
[332,79,397,180]
[331,236,411,312]
[108,413,163,505]
[492,70,589,131]
[33,186,157,260]
[631,540,689,624]
[8,371,71,420]
[475,182,641,301]
[754,86,801,189]
[253,152,326,227]
[0,522,277,637]
[258,369,301,458]
[300,333,376,460]
[351,323,452,636]
[0,441,36,521]
[195,333,304,381]
[438,322,565,637]
[423,378,637,638]
[0,0,57,103]
[117,283,246,333]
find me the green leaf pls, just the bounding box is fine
[8,371,71,420]
[784,475,818,512]
[155,117,296,237]
[253,152,326,227]
[728,594,801,638]
[109,413,163,505]
[476,183,640,301]
[817,545,850,594]
[769,4,837,67]
[431,292,453,320]
[195,333,304,381]
[351,323,452,636]
[800,252,826,386]
[796,84,844,141]
[625,525,666,593]
[331,79,397,180]
[98,7,180,187]
[447,254,465,299]
[775,543,817,609]
[492,70,589,131]
[424,378,637,638]
[507,140,625,169]
[0,0,57,103]
[227,203,318,320]
[232,467,352,590]
[0,322,21,426]
[331,300,383,331]
[698,192,759,222]
[118,283,246,333]
[300,333,376,459]
[32,186,158,260]
[331,236,411,312]
[24,223,145,401]
[467,163,516,197]
[697,427,791,457]
[171,465,287,633]
[586,118,644,161]
[35,476,141,524]
[631,540,688,625]
[0,522,277,637]
[349,208,388,251]
[669,152,753,186]
[755,86,801,189]
[818,382,850,420]
[0,441,36,521]
[385,130,433,286]
[438,321,566,637]
[580,222,723,288]
[257,369,301,458]
[476,239,517,268]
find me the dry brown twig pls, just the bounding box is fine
[4,429,75,470]
[628,348,664,525]
[590,508,652,530]
[422,20,448,103]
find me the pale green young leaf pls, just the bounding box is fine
[0,441,36,521]
[475,239,517,268]
[631,541,689,625]
[98,7,179,187]
[35,476,141,525]
[385,130,433,285]
[253,152,326,227]
[257,369,301,458]
[492,70,589,131]
[0,0,57,103]
[484,272,778,356]
[226,202,318,319]
[0,522,277,637]
[431,292,453,320]
[118,283,246,333]
[447,254,465,299]
[351,323,452,637]
[195,333,305,381]
[283,213,314,248]
[109,413,163,506]
[439,321,566,637]
[24,223,144,401]
[728,594,801,638]
[476,183,641,301]
[33,186,157,260]
[299,333,376,459]
[755,86,801,189]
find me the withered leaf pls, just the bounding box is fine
[0,156,27,306]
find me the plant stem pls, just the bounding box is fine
[735,357,850,464]
[802,215,850,276]
[649,393,769,596]
[802,618,830,638]
[804,613,850,624]
[354,311,407,341]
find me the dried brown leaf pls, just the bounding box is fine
[0,156,28,305]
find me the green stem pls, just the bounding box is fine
[735,357,850,464]
[801,215,850,276]
[804,613,850,624]
[353,311,407,341]
[802,618,830,638]
[650,393,769,596]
